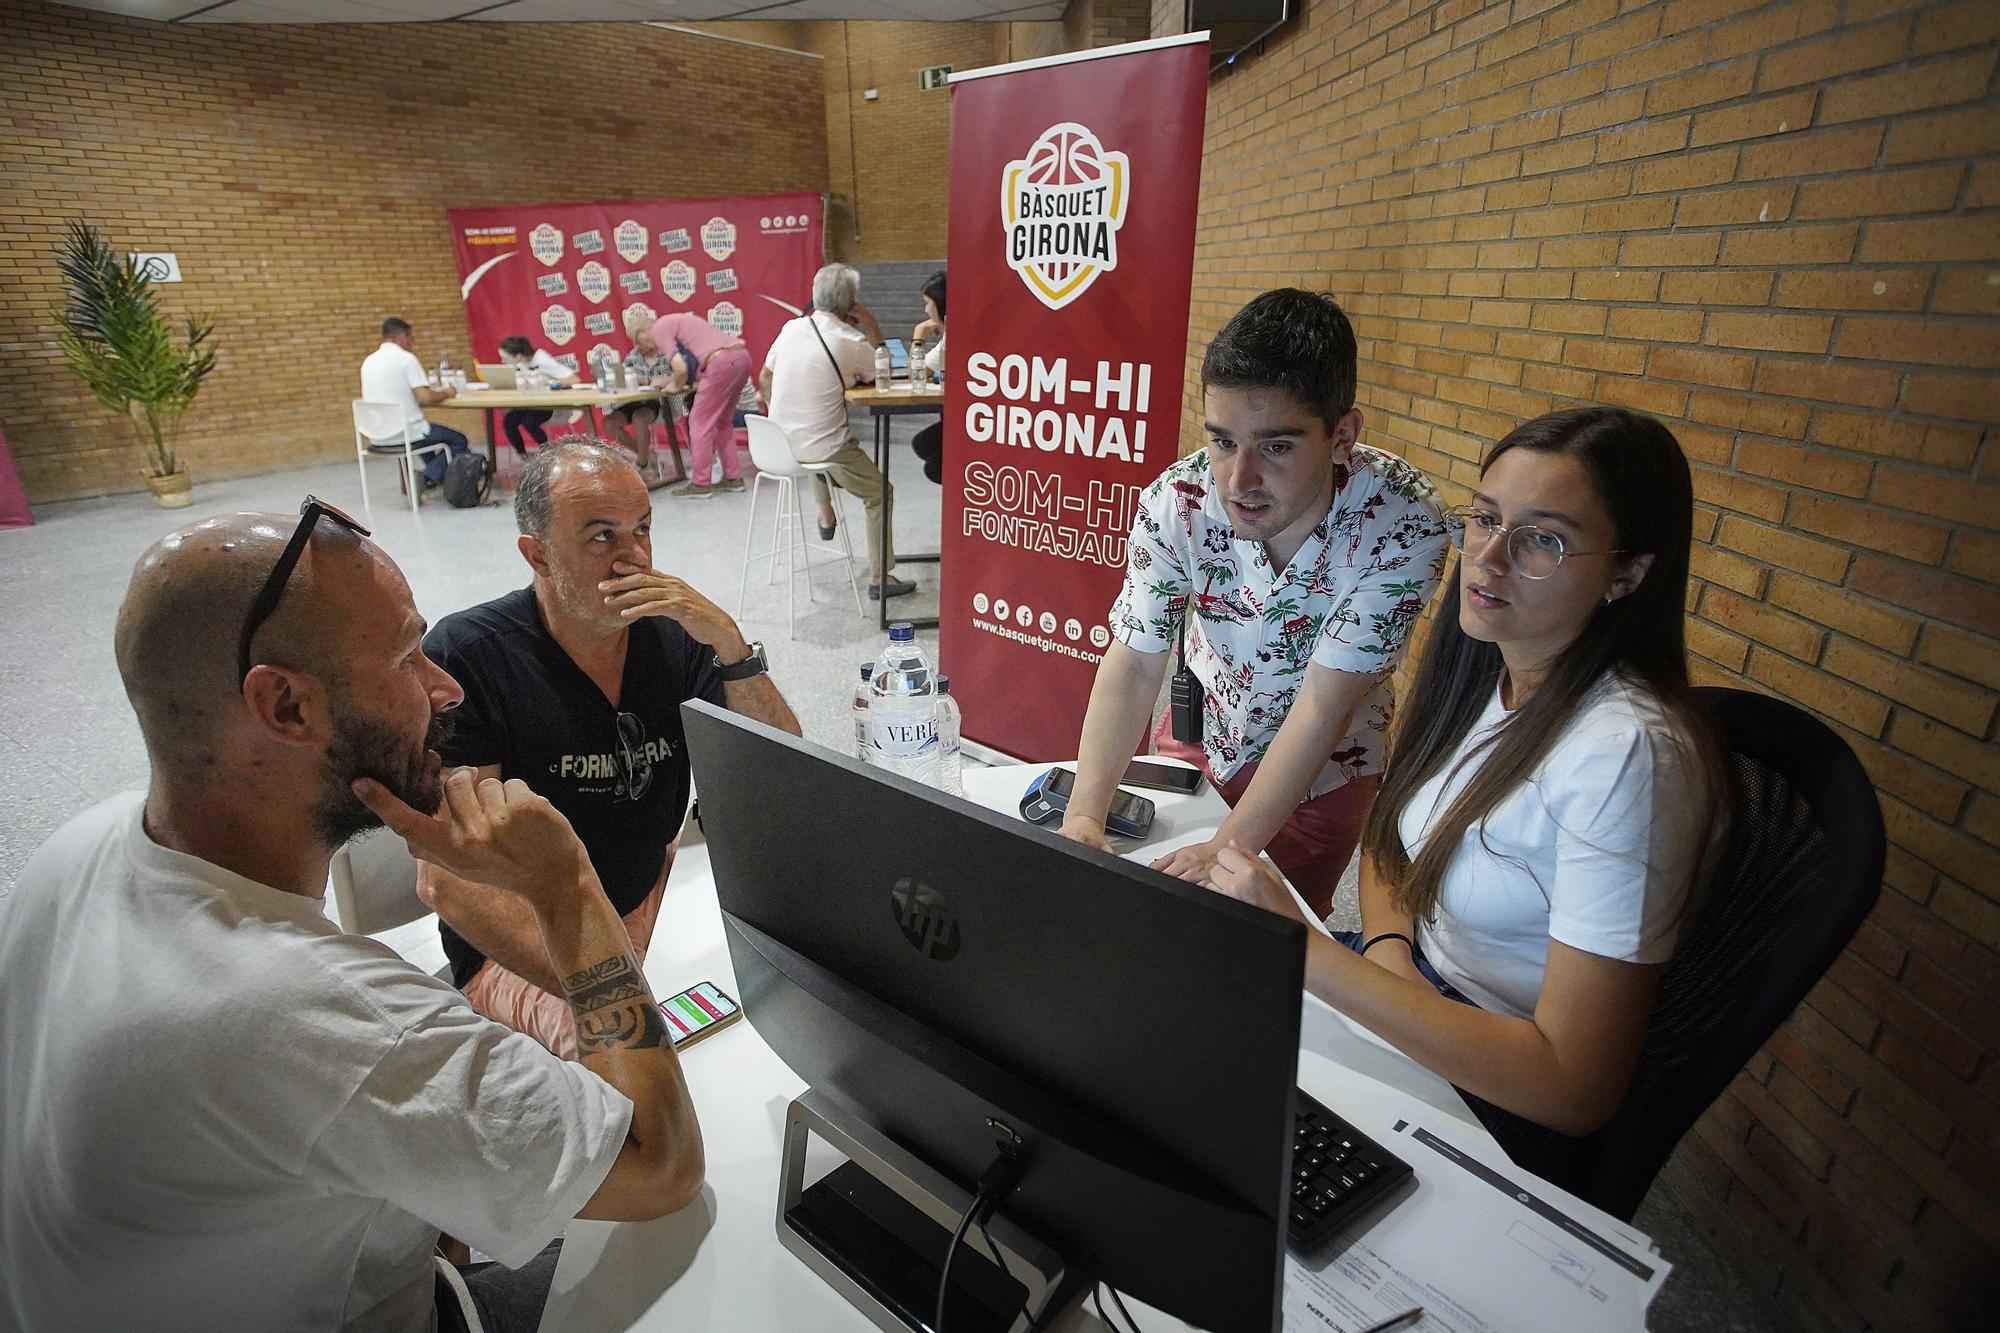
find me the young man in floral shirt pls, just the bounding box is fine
[1060,289,1448,917]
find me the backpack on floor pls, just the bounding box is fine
[441,452,491,508]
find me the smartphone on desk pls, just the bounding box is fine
[1122,757,1203,795]
[1020,766,1155,839]
[658,981,742,1050]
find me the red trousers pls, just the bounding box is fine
[1150,713,1381,919]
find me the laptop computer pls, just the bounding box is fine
[882,338,909,373]
[476,362,517,389]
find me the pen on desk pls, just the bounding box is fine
[1352,1306,1423,1333]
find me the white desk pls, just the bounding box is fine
[539,762,1488,1332]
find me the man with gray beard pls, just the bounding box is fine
[420,440,800,1056]
[0,502,706,1331]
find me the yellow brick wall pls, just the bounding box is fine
[0,0,826,502]
[1161,2,1998,1329]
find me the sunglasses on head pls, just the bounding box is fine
[237,496,370,683]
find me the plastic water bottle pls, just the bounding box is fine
[909,338,929,391]
[866,623,937,783]
[934,675,963,796]
[852,663,875,764]
[438,353,454,386]
[874,344,891,392]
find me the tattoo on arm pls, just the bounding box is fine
[560,954,673,1055]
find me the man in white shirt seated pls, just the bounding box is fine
[760,262,914,600]
[0,503,705,1332]
[360,316,470,489]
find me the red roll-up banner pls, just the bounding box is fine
[939,35,1209,761]
[446,194,823,376]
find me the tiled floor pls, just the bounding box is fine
[0,415,1781,1331]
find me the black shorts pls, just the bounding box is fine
[610,398,662,422]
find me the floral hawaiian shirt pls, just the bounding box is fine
[1108,444,1448,795]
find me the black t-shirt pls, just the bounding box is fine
[423,587,726,986]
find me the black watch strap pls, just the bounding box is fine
[716,642,767,681]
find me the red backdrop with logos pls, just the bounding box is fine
[446,194,823,377]
[939,37,1208,761]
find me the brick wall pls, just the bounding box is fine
[1159,1,1998,1328]
[0,0,825,503]
[805,21,1006,264]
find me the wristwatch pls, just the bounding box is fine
[717,641,768,681]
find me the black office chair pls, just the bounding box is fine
[1463,686,1886,1220]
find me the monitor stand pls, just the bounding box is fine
[777,1089,1080,1333]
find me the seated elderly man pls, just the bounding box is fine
[603,310,677,488]
[760,262,914,600]
[0,503,704,1332]
[421,439,801,1056]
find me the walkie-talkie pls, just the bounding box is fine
[1170,621,1202,744]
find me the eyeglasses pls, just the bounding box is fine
[237,496,370,682]
[614,711,654,802]
[1444,505,1624,581]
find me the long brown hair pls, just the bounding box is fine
[1364,406,1726,923]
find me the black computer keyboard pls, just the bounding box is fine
[1287,1090,1414,1250]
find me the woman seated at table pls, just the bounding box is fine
[497,334,578,456]
[1211,406,1724,1142]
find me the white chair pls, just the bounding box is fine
[739,414,864,638]
[328,826,428,936]
[328,827,452,979]
[353,400,449,517]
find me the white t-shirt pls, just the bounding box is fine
[360,341,431,441]
[1405,674,1704,1020]
[0,793,633,1333]
[522,348,577,381]
[764,311,876,463]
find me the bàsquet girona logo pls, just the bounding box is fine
[1002,122,1130,311]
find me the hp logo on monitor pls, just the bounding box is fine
[891,879,960,960]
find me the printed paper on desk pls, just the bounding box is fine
[1283,1114,1668,1333]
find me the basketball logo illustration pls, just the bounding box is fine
[529,223,563,267]
[1002,122,1129,310]
[576,262,612,305]
[614,219,648,263]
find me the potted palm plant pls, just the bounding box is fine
[53,220,217,507]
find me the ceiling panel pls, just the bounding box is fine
[61,0,1067,19]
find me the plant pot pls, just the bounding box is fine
[145,468,194,508]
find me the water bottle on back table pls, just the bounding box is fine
[852,663,875,764]
[909,338,929,391]
[866,623,937,783]
[874,344,892,393]
[934,675,963,797]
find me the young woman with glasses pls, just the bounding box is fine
[1212,406,1726,1141]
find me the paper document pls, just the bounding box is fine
[1283,1114,1669,1333]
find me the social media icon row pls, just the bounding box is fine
[971,593,1111,648]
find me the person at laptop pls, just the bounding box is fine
[0,506,703,1331]
[760,262,913,600]
[1059,289,1448,916]
[359,316,470,490]
[497,334,578,457]
[419,440,801,1057]
[1211,407,1724,1140]
[909,269,948,484]
[605,311,675,489]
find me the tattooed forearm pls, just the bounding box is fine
[561,953,674,1056]
[561,956,631,993]
[576,997,674,1055]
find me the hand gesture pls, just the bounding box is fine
[1208,840,1310,925]
[599,561,748,657]
[353,768,586,911]
[1150,835,1227,886]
